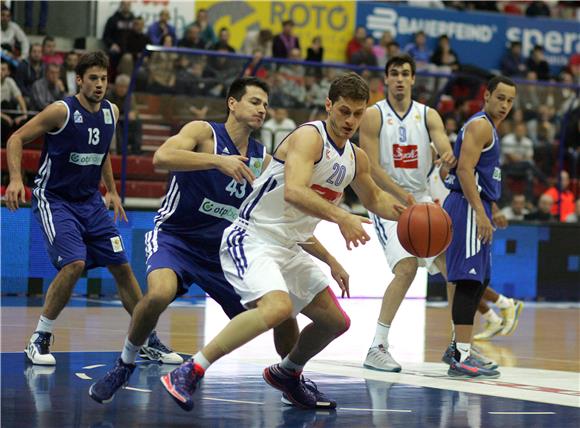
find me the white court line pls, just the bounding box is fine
[203,397,264,405]
[489,412,556,415]
[340,407,412,413]
[124,386,152,393]
[83,364,106,370]
[75,373,92,380]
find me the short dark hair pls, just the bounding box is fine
[328,72,369,103]
[226,77,269,111]
[385,53,416,76]
[282,20,294,27]
[487,75,516,94]
[42,36,55,46]
[75,51,109,78]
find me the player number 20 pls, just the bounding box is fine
[87,128,100,145]
[326,163,346,186]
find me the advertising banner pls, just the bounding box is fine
[356,2,579,73]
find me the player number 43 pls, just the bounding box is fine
[225,179,247,198]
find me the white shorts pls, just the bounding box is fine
[370,193,441,275]
[220,225,328,317]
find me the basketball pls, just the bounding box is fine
[397,203,453,258]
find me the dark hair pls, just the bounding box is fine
[75,50,109,77]
[282,20,294,27]
[487,75,516,94]
[385,53,416,76]
[42,36,55,46]
[328,72,369,103]
[226,77,270,110]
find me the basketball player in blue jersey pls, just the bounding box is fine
[443,76,517,378]
[5,51,176,366]
[89,77,350,404]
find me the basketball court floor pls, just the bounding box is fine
[1,296,578,427]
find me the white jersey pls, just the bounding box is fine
[375,99,433,196]
[235,120,357,243]
[428,164,451,205]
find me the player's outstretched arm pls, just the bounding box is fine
[456,120,494,244]
[153,120,255,183]
[427,108,456,170]
[5,102,67,211]
[284,126,371,250]
[299,236,350,297]
[350,147,407,221]
[359,106,413,205]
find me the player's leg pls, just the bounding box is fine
[263,287,349,409]
[474,287,504,340]
[107,263,142,314]
[483,286,524,336]
[273,318,300,359]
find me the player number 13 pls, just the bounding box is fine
[87,128,100,145]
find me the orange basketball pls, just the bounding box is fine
[396,203,453,258]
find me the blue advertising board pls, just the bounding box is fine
[356,2,579,73]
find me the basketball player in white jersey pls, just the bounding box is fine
[359,54,456,372]
[159,72,407,411]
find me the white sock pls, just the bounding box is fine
[482,309,502,324]
[121,337,140,365]
[495,295,511,309]
[280,356,304,373]
[371,322,390,348]
[456,342,471,362]
[36,315,54,334]
[193,351,211,371]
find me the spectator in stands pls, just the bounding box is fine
[444,116,458,144]
[526,45,550,81]
[564,199,580,223]
[555,70,578,116]
[117,16,150,77]
[240,29,273,57]
[272,19,300,59]
[261,107,296,154]
[269,71,305,109]
[203,46,238,97]
[501,121,546,200]
[430,34,459,72]
[147,9,176,47]
[1,5,29,60]
[178,23,206,50]
[108,74,142,155]
[242,48,268,79]
[404,31,432,69]
[30,63,64,110]
[190,8,216,48]
[278,47,305,80]
[305,36,323,62]
[543,170,575,221]
[1,61,28,144]
[367,75,384,106]
[524,194,556,221]
[373,31,394,68]
[24,0,48,35]
[102,1,135,71]
[346,26,366,63]
[517,71,541,119]
[303,70,326,108]
[527,104,556,175]
[14,43,44,103]
[500,41,527,77]
[41,36,63,66]
[211,27,235,53]
[526,1,551,17]
[350,36,378,67]
[60,51,79,96]
[500,194,530,221]
[385,41,401,63]
[147,34,177,94]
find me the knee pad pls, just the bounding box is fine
[452,280,486,325]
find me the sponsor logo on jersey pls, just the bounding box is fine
[493,167,502,182]
[393,144,418,168]
[199,198,238,222]
[73,110,83,123]
[69,152,105,166]
[311,184,342,204]
[248,157,263,177]
[103,109,113,124]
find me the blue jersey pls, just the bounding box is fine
[33,96,116,201]
[444,111,502,202]
[154,122,266,252]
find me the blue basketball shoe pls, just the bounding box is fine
[442,341,498,370]
[89,358,136,403]
[160,358,205,411]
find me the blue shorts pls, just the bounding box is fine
[443,191,491,284]
[145,229,245,319]
[32,191,128,270]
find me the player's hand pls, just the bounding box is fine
[217,155,255,184]
[338,213,372,250]
[5,179,26,211]
[476,211,494,244]
[328,258,350,298]
[104,191,128,223]
[439,151,457,170]
[492,211,508,229]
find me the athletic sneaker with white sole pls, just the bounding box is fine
[25,331,56,365]
[474,319,504,341]
[500,299,524,336]
[363,345,401,372]
[140,331,183,364]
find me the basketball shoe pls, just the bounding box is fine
[448,356,500,378]
[263,364,336,409]
[140,331,183,364]
[160,358,205,411]
[25,331,56,365]
[442,341,498,370]
[473,318,504,341]
[363,345,402,372]
[89,358,136,404]
[500,299,524,336]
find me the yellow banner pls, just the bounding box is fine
[196,1,355,62]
